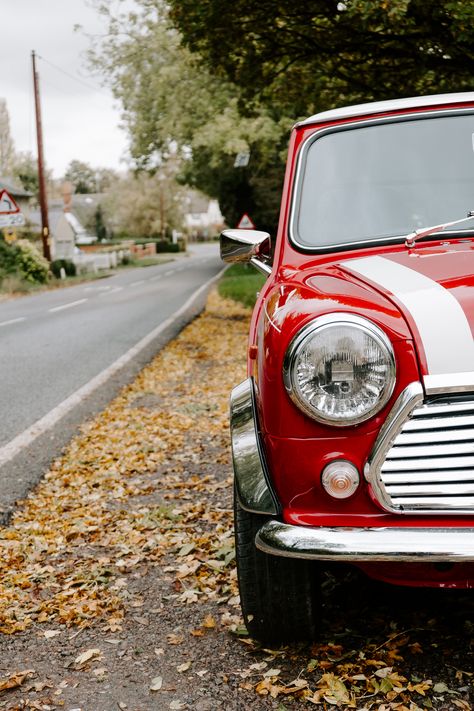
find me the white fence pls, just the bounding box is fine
[73,250,129,274]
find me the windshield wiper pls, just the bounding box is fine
[404,210,474,248]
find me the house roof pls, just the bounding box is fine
[0,177,33,198]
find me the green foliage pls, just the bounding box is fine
[14,240,50,284]
[102,168,185,239]
[94,205,107,240]
[50,259,77,278]
[155,241,179,252]
[89,1,290,234]
[218,263,266,308]
[12,152,40,194]
[0,238,49,286]
[64,159,97,194]
[0,98,15,176]
[92,0,474,239]
[0,239,20,278]
[132,239,180,252]
[169,0,474,114]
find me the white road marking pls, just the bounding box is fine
[83,285,111,292]
[0,317,26,328]
[49,298,88,313]
[0,268,226,469]
[99,286,124,297]
[130,280,145,287]
[150,271,173,281]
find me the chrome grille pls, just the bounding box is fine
[379,398,474,513]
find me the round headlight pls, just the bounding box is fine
[283,313,396,426]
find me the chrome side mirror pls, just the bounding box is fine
[220,229,272,276]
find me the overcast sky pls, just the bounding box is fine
[0,0,134,179]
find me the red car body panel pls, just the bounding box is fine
[247,97,474,587]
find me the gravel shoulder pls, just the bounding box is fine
[0,291,472,711]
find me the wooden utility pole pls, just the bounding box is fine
[31,50,51,261]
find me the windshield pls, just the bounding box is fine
[293,113,474,249]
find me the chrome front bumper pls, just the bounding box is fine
[231,378,474,562]
[256,521,474,562]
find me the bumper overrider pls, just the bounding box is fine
[230,378,474,563]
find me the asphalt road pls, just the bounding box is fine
[0,242,223,520]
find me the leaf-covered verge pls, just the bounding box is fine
[0,291,472,710]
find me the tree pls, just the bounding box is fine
[0,99,15,176]
[64,160,97,194]
[88,1,290,233]
[102,167,186,239]
[12,152,39,194]
[94,167,119,193]
[169,0,474,116]
[94,205,107,240]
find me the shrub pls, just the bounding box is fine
[154,240,180,253]
[132,238,181,253]
[0,239,20,275]
[50,259,77,278]
[14,240,49,284]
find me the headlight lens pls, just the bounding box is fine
[283,314,396,426]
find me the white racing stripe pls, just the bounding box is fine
[344,255,474,375]
[0,268,226,469]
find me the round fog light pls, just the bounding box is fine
[322,460,359,499]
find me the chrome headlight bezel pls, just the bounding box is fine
[283,313,396,427]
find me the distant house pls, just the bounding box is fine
[183,190,224,239]
[29,201,96,260]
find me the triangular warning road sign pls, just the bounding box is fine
[0,189,21,215]
[236,213,255,229]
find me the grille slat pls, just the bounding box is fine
[411,402,474,417]
[395,427,474,445]
[383,469,474,484]
[403,414,474,431]
[387,483,474,496]
[382,454,474,471]
[378,396,474,513]
[391,496,474,509]
[388,442,474,458]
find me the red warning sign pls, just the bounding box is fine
[236,213,255,230]
[0,189,21,215]
[0,189,25,227]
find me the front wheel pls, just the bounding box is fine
[234,490,319,642]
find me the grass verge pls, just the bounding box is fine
[217,263,266,309]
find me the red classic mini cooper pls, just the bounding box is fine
[221,93,474,641]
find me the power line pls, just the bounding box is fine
[36,53,102,93]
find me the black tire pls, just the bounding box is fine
[234,489,319,642]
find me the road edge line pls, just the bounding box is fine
[0,267,227,468]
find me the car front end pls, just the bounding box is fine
[222,92,474,640]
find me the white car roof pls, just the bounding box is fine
[299,92,474,126]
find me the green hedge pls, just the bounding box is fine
[133,239,182,253]
[0,239,49,285]
[50,259,77,278]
